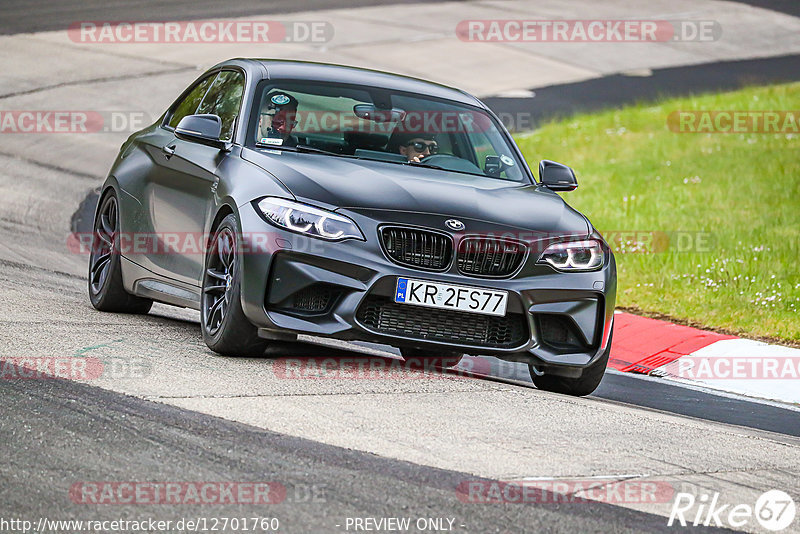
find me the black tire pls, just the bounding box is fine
[201,214,269,357]
[530,331,612,397]
[400,347,464,369]
[88,191,153,314]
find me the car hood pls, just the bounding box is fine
[241,148,589,235]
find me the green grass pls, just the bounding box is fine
[515,83,800,342]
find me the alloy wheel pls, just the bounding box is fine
[89,195,118,296]
[202,227,236,336]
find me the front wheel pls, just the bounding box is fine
[529,330,612,397]
[201,214,269,357]
[88,191,152,314]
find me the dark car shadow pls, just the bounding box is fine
[114,300,539,387]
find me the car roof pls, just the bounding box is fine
[214,58,486,109]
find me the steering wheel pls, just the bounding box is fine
[417,154,483,175]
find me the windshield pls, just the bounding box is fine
[249,81,528,182]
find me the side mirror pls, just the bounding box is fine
[539,160,578,191]
[175,114,226,149]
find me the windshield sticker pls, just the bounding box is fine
[260,137,284,146]
[271,94,291,105]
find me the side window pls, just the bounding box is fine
[197,70,245,142]
[168,74,217,129]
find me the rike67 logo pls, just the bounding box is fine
[669,489,796,531]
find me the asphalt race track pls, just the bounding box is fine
[0,0,455,35]
[1,376,737,533]
[1,1,799,532]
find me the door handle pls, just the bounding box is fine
[162,144,176,159]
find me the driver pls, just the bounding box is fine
[258,92,299,146]
[395,132,439,163]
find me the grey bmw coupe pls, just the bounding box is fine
[88,59,616,396]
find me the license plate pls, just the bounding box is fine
[394,277,508,317]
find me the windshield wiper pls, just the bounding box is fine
[295,144,344,156]
[254,143,298,151]
[255,145,490,178]
[408,161,448,172]
[255,144,353,158]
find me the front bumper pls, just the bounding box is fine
[238,205,617,371]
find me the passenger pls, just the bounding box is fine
[258,92,299,146]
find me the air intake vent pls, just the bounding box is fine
[457,237,526,277]
[274,284,339,315]
[536,314,590,352]
[380,227,453,270]
[356,296,528,348]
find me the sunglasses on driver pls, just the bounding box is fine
[405,141,439,154]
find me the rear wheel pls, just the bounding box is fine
[201,214,269,357]
[400,347,464,369]
[530,331,612,397]
[88,191,152,314]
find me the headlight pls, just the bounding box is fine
[256,197,365,241]
[538,240,604,271]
